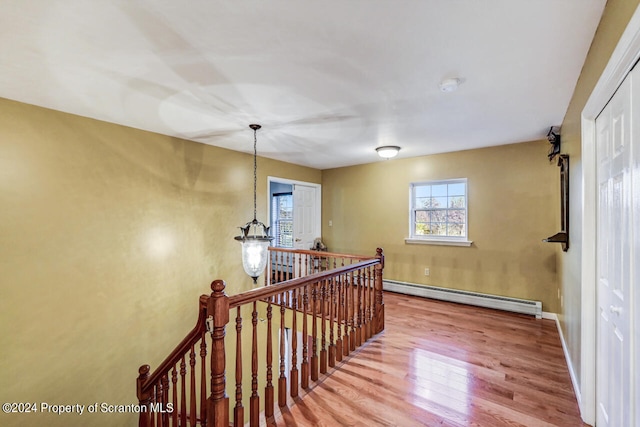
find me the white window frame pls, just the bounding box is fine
[405,178,473,247]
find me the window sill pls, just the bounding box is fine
[404,238,473,247]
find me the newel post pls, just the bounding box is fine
[374,248,385,334]
[207,280,230,427]
[136,365,151,427]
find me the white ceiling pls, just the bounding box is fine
[0,0,606,169]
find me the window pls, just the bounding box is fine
[271,192,293,248]
[407,179,472,246]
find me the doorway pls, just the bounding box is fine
[267,177,322,251]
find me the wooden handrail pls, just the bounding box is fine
[268,246,375,261]
[138,295,209,395]
[230,258,379,308]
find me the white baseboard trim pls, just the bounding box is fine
[383,279,542,318]
[546,312,583,416]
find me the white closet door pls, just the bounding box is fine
[632,64,640,427]
[595,68,635,427]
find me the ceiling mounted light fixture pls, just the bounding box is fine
[376,145,401,159]
[234,124,273,284]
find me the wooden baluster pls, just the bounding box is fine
[369,266,375,339]
[374,248,385,334]
[171,366,178,426]
[286,251,291,279]
[293,252,298,279]
[342,273,350,357]
[367,266,374,338]
[320,279,328,375]
[301,284,310,389]
[155,382,163,427]
[370,271,376,333]
[356,270,363,347]
[290,289,299,398]
[335,275,343,363]
[250,301,259,426]
[174,359,180,426]
[187,346,194,427]
[199,330,207,426]
[161,374,170,427]
[304,254,310,278]
[137,365,151,427]
[328,277,336,368]
[359,268,366,343]
[349,271,356,352]
[265,300,274,419]
[234,307,244,427]
[272,250,277,284]
[206,280,229,427]
[310,282,319,381]
[278,294,287,406]
[362,268,369,342]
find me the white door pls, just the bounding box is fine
[595,70,633,427]
[293,184,319,250]
[632,64,640,427]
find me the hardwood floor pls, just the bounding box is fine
[269,291,587,427]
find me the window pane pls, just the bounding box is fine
[448,223,465,236]
[449,196,465,208]
[415,186,430,198]
[416,197,431,208]
[432,197,447,208]
[431,210,446,222]
[415,223,430,235]
[431,223,447,235]
[448,183,465,196]
[415,210,429,222]
[447,209,465,223]
[432,184,447,197]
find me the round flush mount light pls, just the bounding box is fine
[439,78,461,92]
[376,145,401,159]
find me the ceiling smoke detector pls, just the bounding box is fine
[439,78,461,92]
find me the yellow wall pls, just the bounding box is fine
[557,0,640,393]
[322,140,560,312]
[0,98,320,427]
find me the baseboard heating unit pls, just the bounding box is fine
[383,280,542,319]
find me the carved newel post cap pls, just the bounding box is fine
[211,279,226,293]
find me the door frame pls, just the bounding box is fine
[267,176,322,247]
[581,5,640,424]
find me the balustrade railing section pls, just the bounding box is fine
[137,248,384,427]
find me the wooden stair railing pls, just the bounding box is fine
[137,295,210,427]
[267,247,377,284]
[137,248,384,427]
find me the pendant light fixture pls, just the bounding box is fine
[234,124,273,283]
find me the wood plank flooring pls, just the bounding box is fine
[269,291,587,427]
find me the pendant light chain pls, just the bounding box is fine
[253,126,258,222]
[235,123,272,283]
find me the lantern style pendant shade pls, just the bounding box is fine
[235,219,272,283]
[235,124,273,284]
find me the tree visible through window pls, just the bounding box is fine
[410,179,467,239]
